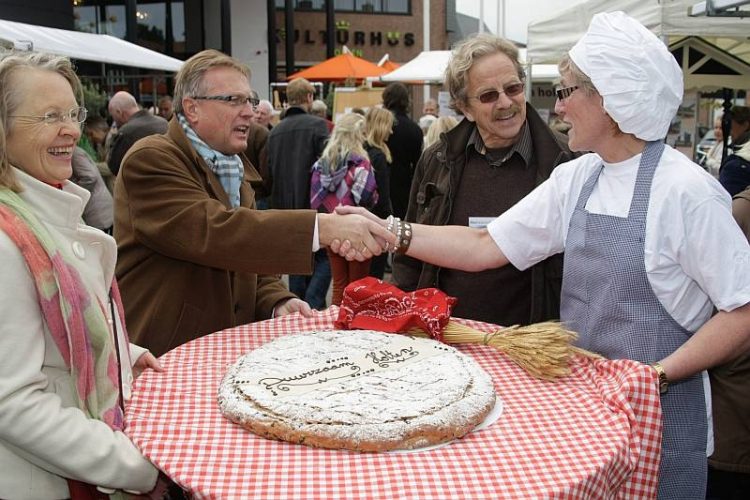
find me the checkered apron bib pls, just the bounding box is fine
[560,141,707,499]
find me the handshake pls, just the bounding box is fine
[317,206,410,262]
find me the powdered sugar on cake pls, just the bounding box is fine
[219,330,496,452]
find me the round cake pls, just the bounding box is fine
[218,329,496,452]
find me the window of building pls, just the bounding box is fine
[73,1,186,59]
[275,0,410,14]
[74,3,127,39]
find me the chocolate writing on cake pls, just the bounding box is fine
[365,346,418,368]
[258,361,361,396]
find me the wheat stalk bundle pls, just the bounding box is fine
[408,321,602,380]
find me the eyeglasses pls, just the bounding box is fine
[468,82,525,104]
[192,94,260,110]
[555,85,579,100]
[11,106,88,125]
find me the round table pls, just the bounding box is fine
[125,307,662,499]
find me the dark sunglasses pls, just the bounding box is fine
[555,85,579,100]
[469,82,525,104]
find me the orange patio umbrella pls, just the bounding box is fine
[287,52,389,82]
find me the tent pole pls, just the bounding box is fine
[479,0,484,33]
[285,0,295,78]
[525,63,532,103]
[423,0,430,109]
[721,88,734,164]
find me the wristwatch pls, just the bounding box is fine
[650,362,669,394]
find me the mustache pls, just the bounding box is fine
[492,106,522,119]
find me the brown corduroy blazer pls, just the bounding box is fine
[114,118,316,356]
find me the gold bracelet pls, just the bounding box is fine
[650,362,669,394]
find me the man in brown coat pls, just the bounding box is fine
[114,50,392,356]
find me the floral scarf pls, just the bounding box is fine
[0,187,124,429]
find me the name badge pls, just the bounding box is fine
[468,217,495,229]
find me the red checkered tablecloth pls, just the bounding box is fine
[125,307,663,500]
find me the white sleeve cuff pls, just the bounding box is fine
[312,215,320,252]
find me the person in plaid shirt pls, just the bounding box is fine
[311,113,378,306]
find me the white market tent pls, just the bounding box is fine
[376,48,561,84]
[0,18,183,72]
[526,0,750,90]
[377,50,451,83]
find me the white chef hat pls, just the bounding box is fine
[568,11,683,141]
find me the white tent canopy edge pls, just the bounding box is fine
[0,18,183,72]
[375,48,560,84]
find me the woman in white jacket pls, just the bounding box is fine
[0,51,163,499]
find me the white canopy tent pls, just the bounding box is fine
[526,0,750,89]
[377,50,451,83]
[0,18,183,72]
[376,49,561,84]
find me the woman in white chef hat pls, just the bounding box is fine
[335,11,750,498]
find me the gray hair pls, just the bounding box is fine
[258,99,273,113]
[173,49,251,115]
[0,51,82,192]
[444,33,525,112]
[311,99,328,117]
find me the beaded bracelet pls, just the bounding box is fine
[392,218,403,253]
[385,215,397,234]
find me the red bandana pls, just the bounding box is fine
[335,277,458,342]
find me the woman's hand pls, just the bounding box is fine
[133,352,163,379]
[275,298,314,318]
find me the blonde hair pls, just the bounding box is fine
[557,54,597,96]
[320,113,368,170]
[287,78,314,106]
[445,33,524,112]
[0,51,82,192]
[364,107,393,163]
[424,116,459,149]
[173,49,251,115]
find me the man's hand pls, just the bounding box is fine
[333,205,384,223]
[318,211,395,262]
[133,351,163,379]
[274,298,314,317]
[330,206,391,260]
